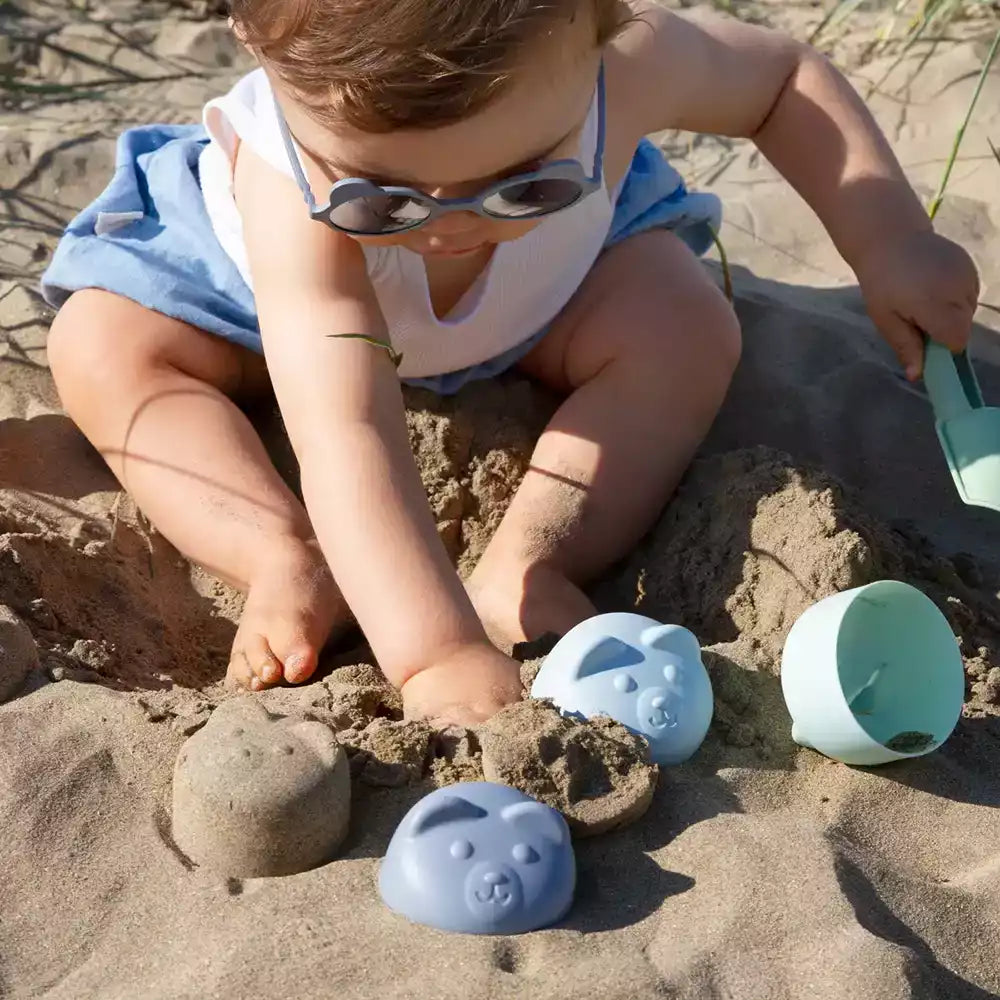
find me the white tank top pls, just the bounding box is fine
[199,69,615,378]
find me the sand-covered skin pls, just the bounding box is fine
[3,1,1000,997]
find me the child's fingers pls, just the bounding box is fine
[917,299,973,354]
[878,312,925,381]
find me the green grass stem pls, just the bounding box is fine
[328,333,404,368]
[927,26,1000,220]
[709,226,734,303]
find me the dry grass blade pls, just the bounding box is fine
[862,0,998,98]
[927,26,1000,221]
[874,0,919,53]
[865,0,948,96]
[808,0,867,45]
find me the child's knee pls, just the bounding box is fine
[47,290,208,414]
[47,292,136,412]
[629,281,741,386]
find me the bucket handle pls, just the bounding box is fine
[923,341,984,423]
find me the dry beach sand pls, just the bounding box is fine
[3,1,1000,997]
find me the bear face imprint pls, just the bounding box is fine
[464,861,524,919]
[381,784,575,933]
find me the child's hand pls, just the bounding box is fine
[856,229,979,381]
[400,642,523,729]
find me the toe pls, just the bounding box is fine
[241,632,283,688]
[258,603,324,686]
[232,539,344,688]
[274,637,318,685]
[226,645,254,690]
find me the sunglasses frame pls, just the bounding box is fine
[273,63,606,236]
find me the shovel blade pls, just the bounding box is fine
[936,408,1000,513]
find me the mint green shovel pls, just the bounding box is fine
[924,342,1000,513]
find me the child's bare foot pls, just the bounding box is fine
[466,560,596,653]
[226,538,350,691]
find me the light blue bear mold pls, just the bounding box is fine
[379,781,575,935]
[530,613,713,765]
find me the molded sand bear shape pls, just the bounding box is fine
[172,698,350,877]
[531,613,713,765]
[380,782,575,934]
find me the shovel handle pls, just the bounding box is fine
[923,341,984,423]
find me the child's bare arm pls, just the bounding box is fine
[232,143,518,712]
[620,6,929,266]
[618,4,979,376]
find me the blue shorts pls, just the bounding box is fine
[41,125,722,395]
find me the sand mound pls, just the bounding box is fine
[479,699,658,836]
[599,449,1000,749]
[0,605,39,702]
[267,664,659,835]
[403,383,553,570]
[600,447,994,663]
[0,508,234,692]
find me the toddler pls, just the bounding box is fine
[42,0,978,726]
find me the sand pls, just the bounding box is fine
[2,1,1000,997]
[171,697,352,877]
[479,699,659,837]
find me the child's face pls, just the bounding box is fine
[274,17,601,257]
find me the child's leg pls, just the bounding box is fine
[47,289,348,689]
[467,231,741,648]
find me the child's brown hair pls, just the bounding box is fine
[229,0,626,132]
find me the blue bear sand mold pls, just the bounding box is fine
[379,782,576,935]
[530,613,714,765]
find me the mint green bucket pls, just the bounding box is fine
[924,343,1000,514]
[781,581,965,766]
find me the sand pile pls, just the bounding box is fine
[0,605,38,701]
[601,447,1000,715]
[479,700,658,836]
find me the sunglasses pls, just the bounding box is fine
[273,65,606,237]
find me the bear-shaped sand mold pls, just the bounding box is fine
[379,781,575,934]
[172,698,350,877]
[530,613,714,764]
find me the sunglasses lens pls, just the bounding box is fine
[328,194,431,234]
[482,178,582,219]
